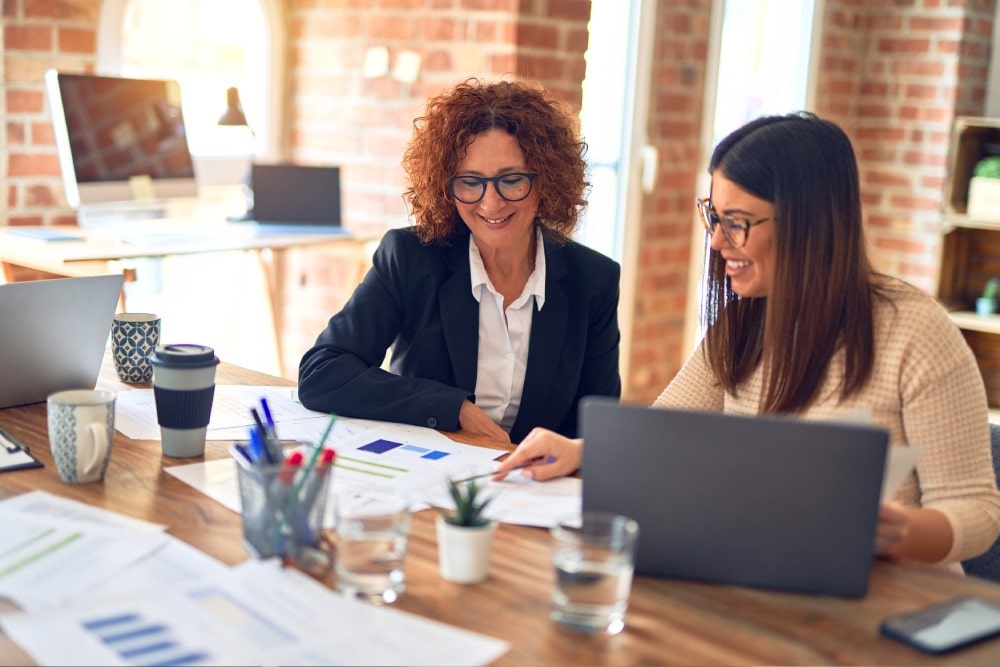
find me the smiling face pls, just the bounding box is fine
[709,172,777,298]
[453,128,539,260]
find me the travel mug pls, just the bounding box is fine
[150,344,220,457]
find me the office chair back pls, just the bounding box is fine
[961,422,1000,581]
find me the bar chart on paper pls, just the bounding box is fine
[329,425,502,500]
[84,612,212,666]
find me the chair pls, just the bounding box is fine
[961,422,1000,581]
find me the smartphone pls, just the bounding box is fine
[880,596,1000,654]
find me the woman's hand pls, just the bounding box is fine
[875,501,911,557]
[493,427,583,481]
[875,501,954,563]
[458,400,511,448]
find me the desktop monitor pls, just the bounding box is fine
[44,70,198,210]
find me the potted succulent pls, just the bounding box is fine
[436,476,497,583]
[978,277,999,317]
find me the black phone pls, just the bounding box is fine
[880,596,1000,654]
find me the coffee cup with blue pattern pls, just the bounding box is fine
[111,313,161,384]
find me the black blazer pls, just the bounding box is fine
[298,226,621,442]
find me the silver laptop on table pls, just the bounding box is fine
[580,397,889,598]
[0,274,123,409]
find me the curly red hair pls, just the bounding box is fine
[401,78,589,245]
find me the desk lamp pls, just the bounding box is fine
[218,86,255,220]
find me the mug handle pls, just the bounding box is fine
[81,423,109,477]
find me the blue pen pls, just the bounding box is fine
[260,397,276,433]
[253,402,282,462]
[248,425,269,464]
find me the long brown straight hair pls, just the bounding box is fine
[702,112,882,412]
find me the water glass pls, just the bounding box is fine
[333,491,411,604]
[550,512,639,635]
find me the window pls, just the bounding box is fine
[98,0,283,182]
[685,0,820,354]
[93,0,287,377]
[711,0,818,146]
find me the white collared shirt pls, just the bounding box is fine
[469,228,546,432]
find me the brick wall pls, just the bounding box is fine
[623,0,712,404]
[813,0,994,295]
[286,0,591,235]
[3,0,98,229]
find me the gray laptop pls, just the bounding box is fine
[247,163,347,234]
[580,397,888,598]
[0,274,123,409]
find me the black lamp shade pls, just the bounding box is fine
[218,86,248,126]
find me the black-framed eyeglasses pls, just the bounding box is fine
[448,173,537,204]
[695,197,773,248]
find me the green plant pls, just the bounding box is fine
[983,277,1000,301]
[974,156,1000,180]
[443,477,494,527]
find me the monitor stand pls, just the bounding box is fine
[76,199,194,230]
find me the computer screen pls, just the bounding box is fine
[44,70,198,209]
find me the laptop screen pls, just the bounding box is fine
[579,397,888,598]
[249,163,341,225]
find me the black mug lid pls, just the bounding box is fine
[150,344,220,368]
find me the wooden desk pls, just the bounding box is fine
[1,355,1000,665]
[0,220,375,377]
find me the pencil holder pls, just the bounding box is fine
[231,445,334,574]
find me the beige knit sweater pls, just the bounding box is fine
[653,277,1000,565]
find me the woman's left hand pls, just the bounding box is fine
[875,501,911,557]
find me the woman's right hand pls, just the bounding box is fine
[458,400,512,448]
[493,427,583,481]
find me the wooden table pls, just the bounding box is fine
[0,220,375,377]
[1,355,1000,665]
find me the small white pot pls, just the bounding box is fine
[436,514,497,584]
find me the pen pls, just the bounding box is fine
[278,450,304,484]
[293,448,335,543]
[251,405,282,463]
[452,457,550,484]
[248,425,269,465]
[268,450,305,553]
[250,407,266,436]
[283,413,337,520]
[260,397,276,434]
[232,442,254,464]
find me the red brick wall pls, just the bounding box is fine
[3,0,98,229]
[813,1,994,294]
[624,0,712,404]
[285,0,591,235]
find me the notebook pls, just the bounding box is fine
[579,397,889,598]
[0,274,124,409]
[247,163,347,233]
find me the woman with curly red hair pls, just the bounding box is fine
[298,78,621,447]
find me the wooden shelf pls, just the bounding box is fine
[942,213,1000,233]
[940,117,1000,409]
[948,311,1000,335]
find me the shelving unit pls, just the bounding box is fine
[938,117,1000,413]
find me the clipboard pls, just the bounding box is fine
[0,426,43,472]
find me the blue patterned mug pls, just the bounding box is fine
[111,313,161,384]
[47,389,116,484]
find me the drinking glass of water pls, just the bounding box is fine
[333,491,411,605]
[550,512,639,635]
